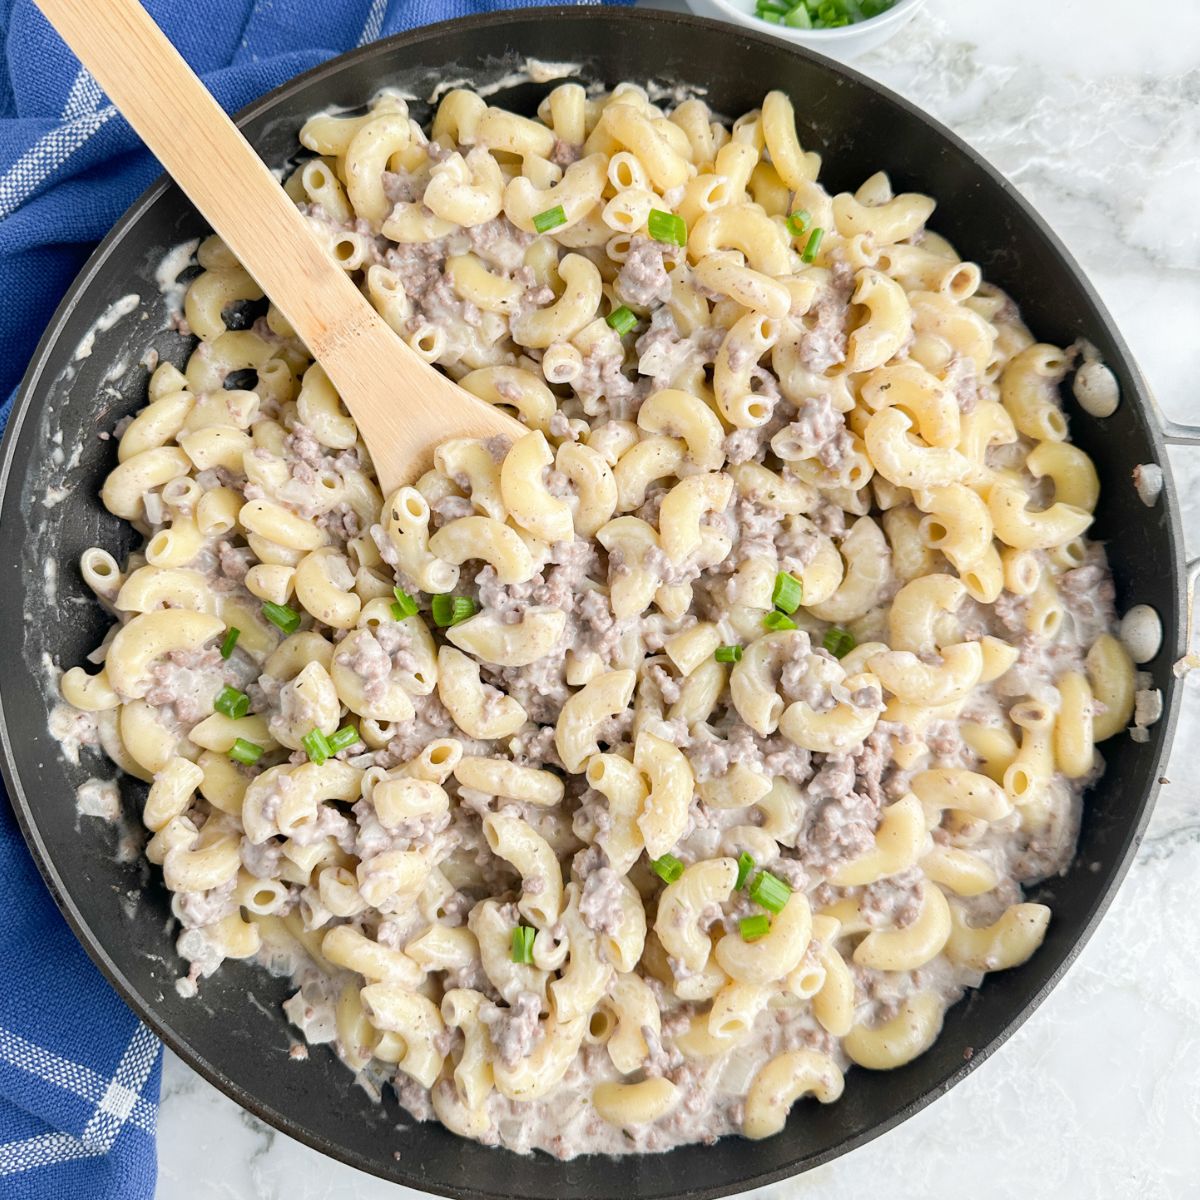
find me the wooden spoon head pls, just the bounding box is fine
[315,311,530,496]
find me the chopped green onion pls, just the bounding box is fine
[771,571,804,614]
[647,208,687,248]
[714,644,743,664]
[302,728,332,766]
[219,627,240,659]
[735,851,756,890]
[740,914,771,942]
[262,601,301,635]
[650,853,685,884]
[757,0,895,28]
[326,725,361,753]
[431,594,454,627]
[533,205,566,233]
[823,627,857,658]
[391,586,418,619]
[511,925,536,964]
[431,593,477,628]
[606,305,638,336]
[763,611,797,632]
[229,738,263,766]
[213,685,250,720]
[749,870,792,914]
[786,209,812,238]
[801,227,825,264]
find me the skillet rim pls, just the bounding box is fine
[0,7,1184,1195]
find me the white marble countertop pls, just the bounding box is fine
[156,1,1200,1195]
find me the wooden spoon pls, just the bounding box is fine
[36,0,527,494]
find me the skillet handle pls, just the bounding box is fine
[1179,558,1200,676]
[1160,421,1200,446]
[1158,425,1200,671]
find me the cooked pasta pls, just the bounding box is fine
[53,79,1161,1158]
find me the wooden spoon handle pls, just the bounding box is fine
[35,0,379,363]
[36,0,528,492]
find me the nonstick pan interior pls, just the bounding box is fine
[0,10,1184,1198]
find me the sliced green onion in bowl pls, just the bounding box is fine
[752,0,898,30]
[763,611,797,632]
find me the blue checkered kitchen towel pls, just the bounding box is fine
[0,0,628,1195]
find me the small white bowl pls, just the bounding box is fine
[682,0,927,60]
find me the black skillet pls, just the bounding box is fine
[0,9,1188,1198]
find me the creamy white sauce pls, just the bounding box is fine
[103,353,138,385]
[525,58,582,86]
[72,293,140,361]
[48,703,96,768]
[155,239,200,317]
[645,78,708,104]
[428,58,583,103]
[75,776,120,821]
[42,432,84,509]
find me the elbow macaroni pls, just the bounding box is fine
[56,81,1153,1161]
